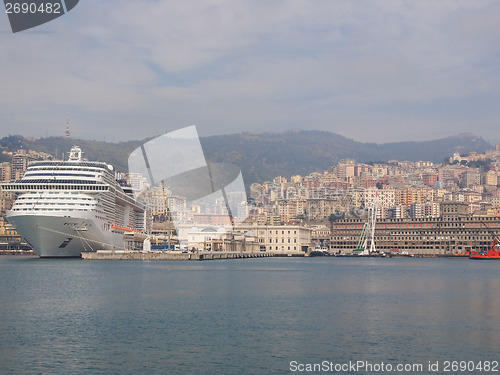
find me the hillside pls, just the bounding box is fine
[0,131,493,184]
[201,131,492,183]
[0,135,144,172]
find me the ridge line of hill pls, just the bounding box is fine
[0,131,493,184]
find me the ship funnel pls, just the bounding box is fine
[68,146,83,162]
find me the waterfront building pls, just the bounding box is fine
[151,221,176,240]
[208,231,260,252]
[238,223,312,253]
[0,217,29,251]
[176,224,228,250]
[311,224,330,247]
[0,217,14,235]
[176,223,311,254]
[330,215,500,256]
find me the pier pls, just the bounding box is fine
[81,250,287,261]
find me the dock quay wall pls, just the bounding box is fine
[80,250,298,260]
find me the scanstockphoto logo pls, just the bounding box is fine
[3,0,79,33]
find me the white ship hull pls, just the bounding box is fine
[7,211,124,258]
[1,146,148,258]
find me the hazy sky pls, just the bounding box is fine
[1,0,500,143]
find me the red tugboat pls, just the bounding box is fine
[469,238,500,260]
[469,220,500,260]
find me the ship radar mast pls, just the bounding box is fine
[68,146,83,162]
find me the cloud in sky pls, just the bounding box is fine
[1,0,500,143]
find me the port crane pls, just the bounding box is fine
[354,196,379,255]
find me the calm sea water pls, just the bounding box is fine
[0,256,499,375]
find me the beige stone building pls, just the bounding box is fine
[175,223,312,254]
[238,223,312,254]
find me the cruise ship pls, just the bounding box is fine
[1,146,147,257]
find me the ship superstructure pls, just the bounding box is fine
[1,146,147,257]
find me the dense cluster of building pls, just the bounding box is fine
[248,145,500,224]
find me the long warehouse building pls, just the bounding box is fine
[330,203,500,256]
